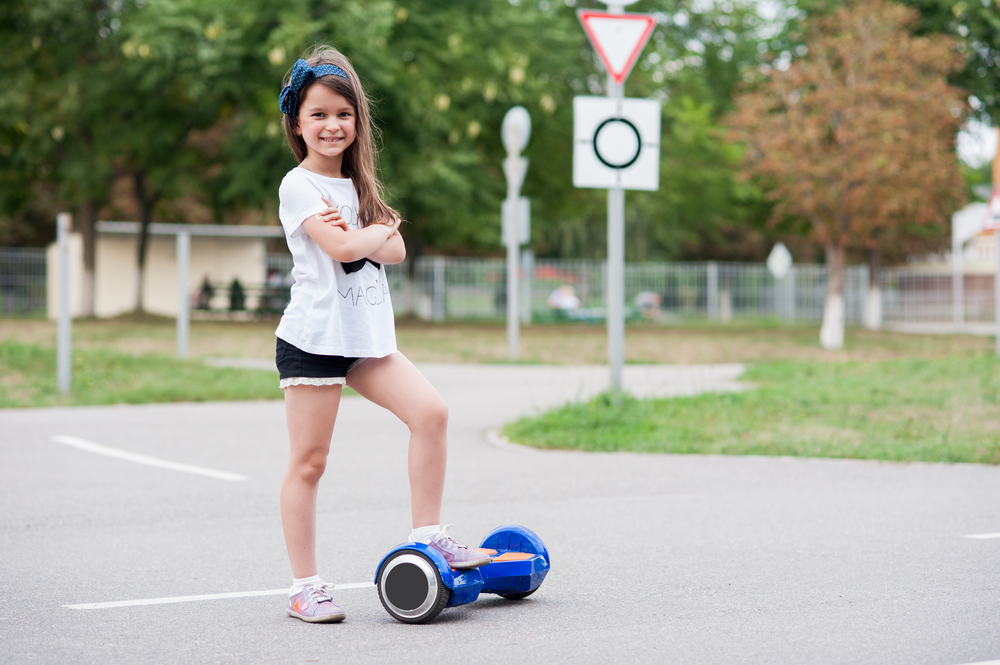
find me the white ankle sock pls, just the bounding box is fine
[290,574,323,597]
[409,524,441,544]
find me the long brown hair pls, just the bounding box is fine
[281,46,398,227]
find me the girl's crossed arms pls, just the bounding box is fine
[305,196,405,265]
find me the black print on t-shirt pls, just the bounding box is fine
[342,258,382,274]
[338,280,391,307]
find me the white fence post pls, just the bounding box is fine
[520,248,533,324]
[953,234,964,329]
[176,231,191,359]
[56,212,72,394]
[785,266,796,324]
[432,256,446,322]
[995,231,999,357]
[706,261,719,320]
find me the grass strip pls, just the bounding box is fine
[0,340,283,408]
[502,357,1000,465]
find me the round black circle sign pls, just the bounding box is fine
[592,117,642,170]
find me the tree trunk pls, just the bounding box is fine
[819,242,845,350]
[77,199,98,318]
[132,172,160,314]
[863,247,882,331]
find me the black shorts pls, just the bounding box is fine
[275,337,364,381]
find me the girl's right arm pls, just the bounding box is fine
[302,211,401,263]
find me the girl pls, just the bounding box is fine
[275,46,490,624]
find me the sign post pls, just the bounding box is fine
[766,242,794,323]
[502,106,531,362]
[575,2,658,390]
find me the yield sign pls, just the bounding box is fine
[577,10,656,85]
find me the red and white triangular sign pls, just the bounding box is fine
[985,188,1000,231]
[578,10,656,86]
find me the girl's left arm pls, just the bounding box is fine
[367,229,406,265]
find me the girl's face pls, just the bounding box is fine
[296,83,356,175]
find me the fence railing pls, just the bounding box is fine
[4,247,996,326]
[0,248,47,316]
[387,257,875,324]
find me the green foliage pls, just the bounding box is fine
[503,356,1000,464]
[1,0,790,260]
[789,0,1000,124]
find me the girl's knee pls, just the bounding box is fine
[290,450,328,484]
[412,397,448,433]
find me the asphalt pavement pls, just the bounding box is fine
[1,363,998,665]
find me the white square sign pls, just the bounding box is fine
[573,96,661,191]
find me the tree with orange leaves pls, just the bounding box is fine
[727,0,967,349]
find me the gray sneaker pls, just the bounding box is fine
[287,583,346,623]
[427,525,493,569]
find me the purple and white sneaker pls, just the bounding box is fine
[427,525,492,569]
[287,583,346,623]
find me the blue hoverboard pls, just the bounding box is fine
[374,525,550,624]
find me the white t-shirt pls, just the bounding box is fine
[275,167,397,358]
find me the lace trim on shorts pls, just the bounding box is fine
[279,377,347,389]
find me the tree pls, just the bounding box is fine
[0,0,135,316]
[727,0,967,349]
[188,0,782,262]
[791,0,1000,125]
[2,0,787,288]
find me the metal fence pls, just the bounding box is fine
[3,246,995,326]
[0,248,47,316]
[387,257,874,324]
[388,257,994,326]
[881,269,995,324]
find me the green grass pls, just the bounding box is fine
[0,340,283,408]
[502,356,1000,464]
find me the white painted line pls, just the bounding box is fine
[52,435,249,482]
[63,583,375,610]
[963,532,1000,539]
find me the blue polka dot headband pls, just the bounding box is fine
[279,59,350,116]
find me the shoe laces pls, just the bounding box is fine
[431,525,467,553]
[304,583,334,605]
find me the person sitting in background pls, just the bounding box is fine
[196,276,214,310]
[547,284,580,316]
[634,290,662,320]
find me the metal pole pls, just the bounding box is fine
[953,233,964,330]
[995,230,999,357]
[56,212,72,394]
[706,261,718,320]
[176,231,190,359]
[786,266,796,324]
[433,256,446,322]
[605,1,626,390]
[506,219,519,362]
[607,186,624,390]
[520,248,533,325]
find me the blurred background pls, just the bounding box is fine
[0,1,998,358]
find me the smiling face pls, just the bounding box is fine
[295,83,357,177]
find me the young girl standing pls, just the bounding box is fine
[275,46,490,624]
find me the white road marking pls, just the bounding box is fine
[63,583,375,610]
[963,532,1000,539]
[52,435,249,482]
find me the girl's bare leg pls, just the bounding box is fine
[281,384,342,578]
[347,353,448,528]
